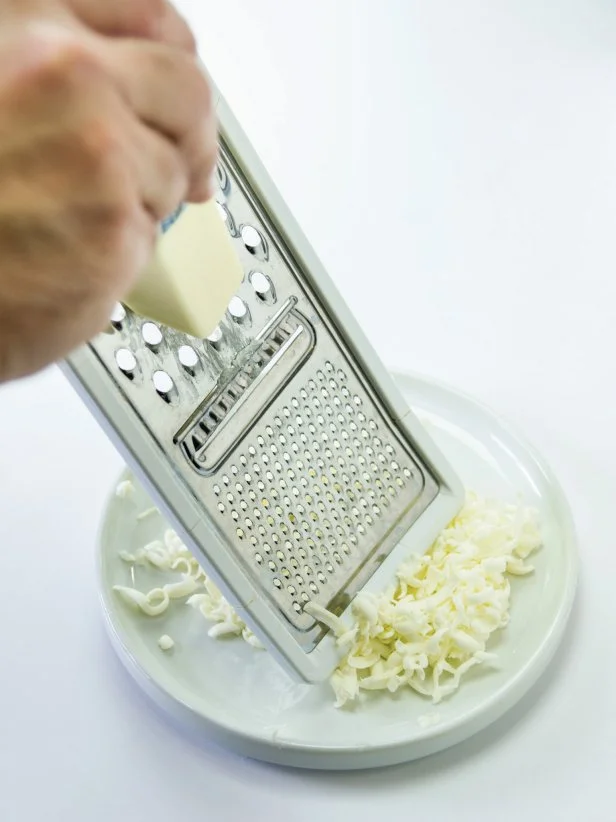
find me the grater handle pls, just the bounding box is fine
[124,199,244,339]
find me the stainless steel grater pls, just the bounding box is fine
[63,79,464,682]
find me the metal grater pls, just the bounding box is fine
[63,80,464,682]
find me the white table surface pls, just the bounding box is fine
[1,1,614,819]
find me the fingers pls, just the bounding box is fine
[65,0,197,51]
[2,29,189,255]
[1,2,215,203]
[4,25,204,217]
[67,80,190,230]
[0,15,204,380]
[92,37,217,202]
[126,119,190,221]
[1,0,197,52]
[181,107,218,202]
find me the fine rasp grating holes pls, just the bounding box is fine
[212,361,420,626]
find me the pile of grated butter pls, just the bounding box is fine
[114,486,541,707]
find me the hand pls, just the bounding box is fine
[0,2,217,383]
[65,0,197,49]
[2,0,196,50]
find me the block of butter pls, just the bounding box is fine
[125,199,244,339]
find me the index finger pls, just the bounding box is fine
[66,0,196,51]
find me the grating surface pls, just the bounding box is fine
[209,359,426,630]
[86,141,439,648]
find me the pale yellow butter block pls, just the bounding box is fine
[125,200,244,339]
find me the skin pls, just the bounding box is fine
[0,0,217,382]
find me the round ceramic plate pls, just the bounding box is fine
[98,372,577,770]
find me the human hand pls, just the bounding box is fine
[0,1,217,382]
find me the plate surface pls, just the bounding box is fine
[98,372,577,770]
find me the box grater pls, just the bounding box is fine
[62,78,464,683]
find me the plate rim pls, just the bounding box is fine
[97,370,578,767]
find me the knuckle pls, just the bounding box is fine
[168,8,198,53]
[78,115,122,161]
[74,148,135,265]
[25,30,102,90]
[159,49,211,109]
[99,193,136,244]
[135,0,197,51]
[196,149,218,189]
[184,58,212,106]
[159,146,187,190]
[193,125,219,171]
[72,124,131,209]
[47,41,98,75]
[178,59,215,132]
[129,0,168,38]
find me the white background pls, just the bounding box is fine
[1,1,615,819]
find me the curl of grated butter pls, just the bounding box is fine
[114,492,541,704]
[328,492,541,706]
[158,634,175,651]
[116,525,263,649]
[115,479,136,500]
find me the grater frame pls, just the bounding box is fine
[63,78,464,683]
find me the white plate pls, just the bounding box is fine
[98,372,577,770]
